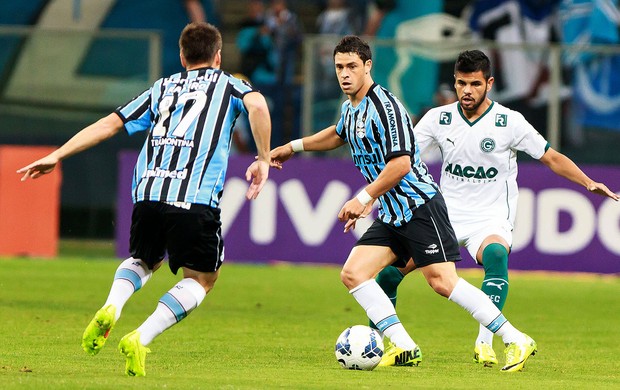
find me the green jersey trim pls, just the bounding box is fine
[457,101,495,127]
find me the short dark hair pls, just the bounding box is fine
[333,35,372,63]
[179,22,222,65]
[454,50,491,80]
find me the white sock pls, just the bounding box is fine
[448,278,525,345]
[103,257,152,321]
[137,278,206,346]
[476,324,494,346]
[350,279,417,350]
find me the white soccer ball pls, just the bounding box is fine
[335,325,384,370]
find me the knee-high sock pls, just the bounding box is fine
[370,266,404,330]
[448,278,524,345]
[104,257,152,321]
[477,244,509,345]
[350,279,416,350]
[137,278,206,346]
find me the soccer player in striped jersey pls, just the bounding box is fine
[269,36,538,371]
[17,22,271,376]
[373,49,618,369]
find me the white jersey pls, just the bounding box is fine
[415,101,549,229]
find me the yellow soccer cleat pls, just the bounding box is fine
[383,339,396,356]
[118,330,151,377]
[473,342,498,367]
[378,345,422,367]
[501,334,537,372]
[81,304,117,355]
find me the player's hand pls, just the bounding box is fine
[16,156,59,181]
[587,182,619,201]
[268,143,295,170]
[338,197,370,223]
[343,201,374,233]
[245,159,269,200]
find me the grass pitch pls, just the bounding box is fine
[1,244,619,389]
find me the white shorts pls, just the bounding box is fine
[451,217,513,263]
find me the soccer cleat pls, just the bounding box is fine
[118,330,151,377]
[501,334,537,372]
[383,339,396,355]
[378,345,422,367]
[81,304,117,355]
[473,342,498,367]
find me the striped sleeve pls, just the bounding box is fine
[335,101,348,141]
[115,86,154,135]
[370,87,411,161]
[229,74,257,115]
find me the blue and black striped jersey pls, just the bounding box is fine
[115,67,255,208]
[336,83,438,226]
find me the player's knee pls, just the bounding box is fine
[184,269,219,293]
[425,273,459,298]
[340,267,362,290]
[482,243,509,274]
[428,280,452,298]
[424,274,446,297]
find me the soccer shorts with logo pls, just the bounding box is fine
[356,192,461,268]
[129,201,224,273]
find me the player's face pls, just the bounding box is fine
[454,71,494,113]
[334,52,371,98]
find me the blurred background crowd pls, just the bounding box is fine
[0,0,618,240]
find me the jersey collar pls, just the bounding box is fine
[457,101,495,127]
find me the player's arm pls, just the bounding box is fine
[338,154,411,222]
[17,113,124,181]
[413,111,441,156]
[243,91,271,199]
[539,148,618,200]
[269,125,345,169]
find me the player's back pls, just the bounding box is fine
[119,67,254,207]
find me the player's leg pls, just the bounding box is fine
[370,260,414,355]
[118,203,223,376]
[376,265,406,307]
[474,236,510,366]
[412,193,535,371]
[119,268,216,376]
[82,202,164,355]
[81,258,159,355]
[370,260,414,326]
[420,262,536,371]
[341,239,421,367]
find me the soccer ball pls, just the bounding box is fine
[335,325,384,370]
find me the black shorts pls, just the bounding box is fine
[129,201,224,274]
[356,192,461,268]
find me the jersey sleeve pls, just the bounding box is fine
[335,101,348,141]
[230,75,257,115]
[115,87,154,135]
[509,111,550,159]
[378,94,413,160]
[413,109,439,154]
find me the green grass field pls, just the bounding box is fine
[1,242,619,389]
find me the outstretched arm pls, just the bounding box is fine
[269,125,345,169]
[244,91,271,199]
[17,113,124,181]
[540,148,619,200]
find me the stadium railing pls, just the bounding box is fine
[302,35,620,165]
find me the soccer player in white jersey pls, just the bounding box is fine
[373,49,618,368]
[271,36,539,372]
[17,22,271,376]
